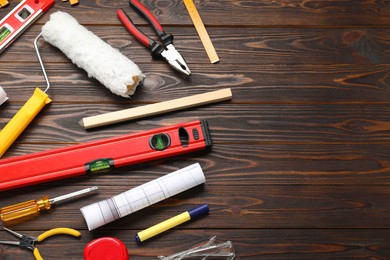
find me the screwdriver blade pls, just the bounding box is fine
[50,186,98,204]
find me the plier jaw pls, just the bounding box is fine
[117,1,191,76]
[161,44,191,76]
[0,227,37,254]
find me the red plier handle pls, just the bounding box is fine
[117,8,154,48]
[129,0,165,38]
[117,0,174,52]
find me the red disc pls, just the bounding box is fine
[84,237,129,260]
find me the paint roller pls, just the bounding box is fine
[0,11,144,157]
[41,11,144,98]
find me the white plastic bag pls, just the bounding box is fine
[0,86,8,106]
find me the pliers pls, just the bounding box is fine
[0,227,81,260]
[117,0,191,76]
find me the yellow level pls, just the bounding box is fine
[183,0,219,63]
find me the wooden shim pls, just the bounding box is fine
[81,88,232,129]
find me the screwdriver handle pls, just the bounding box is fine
[0,196,51,222]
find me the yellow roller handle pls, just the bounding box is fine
[0,196,51,223]
[0,0,9,8]
[37,227,81,242]
[0,88,51,157]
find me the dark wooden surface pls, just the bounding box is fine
[1,0,390,259]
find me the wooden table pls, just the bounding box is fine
[1,0,390,259]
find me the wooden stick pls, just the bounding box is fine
[183,0,220,64]
[81,88,232,129]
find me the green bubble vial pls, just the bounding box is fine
[0,27,11,42]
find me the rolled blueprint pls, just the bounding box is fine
[0,86,7,106]
[80,163,206,230]
[41,11,144,98]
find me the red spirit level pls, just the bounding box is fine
[0,120,212,191]
[0,0,54,53]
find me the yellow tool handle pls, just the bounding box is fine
[0,197,51,223]
[37,228,81,242]
[0,0,9,8]
[33,248,44,260]
[0,88,51,157]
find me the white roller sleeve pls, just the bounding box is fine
[0,86,8,106]
[41,11,144,98]
[80,163,206,230]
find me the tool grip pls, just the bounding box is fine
[0,88,51,157]
[1,200,40,222]
[129,0,173,46]
[33,248,43,260]
[37,228,81,242]
[0,197,51,223]
[129,0,164,35]
[117,9,152,48]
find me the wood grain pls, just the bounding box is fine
[3,27,390,65]
[1,0,390,259]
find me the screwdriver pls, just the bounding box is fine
[0,186,98,223]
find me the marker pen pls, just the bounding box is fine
[135,204,209,242]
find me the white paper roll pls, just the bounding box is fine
[0,86,8,106]
[80,163,206,230]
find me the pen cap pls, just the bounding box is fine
[188,204,209,219]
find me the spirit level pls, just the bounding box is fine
[0,0,55,53]
[0,120,212,191]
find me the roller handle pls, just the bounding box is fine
[0,88,51,157]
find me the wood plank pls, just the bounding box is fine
[1,184,390,230]
[4,104,390,144]
[2,26,390,65]
[1,1,390,259]
[3,62,390,103]
[1,229,389,259]
[3,0,390,26]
